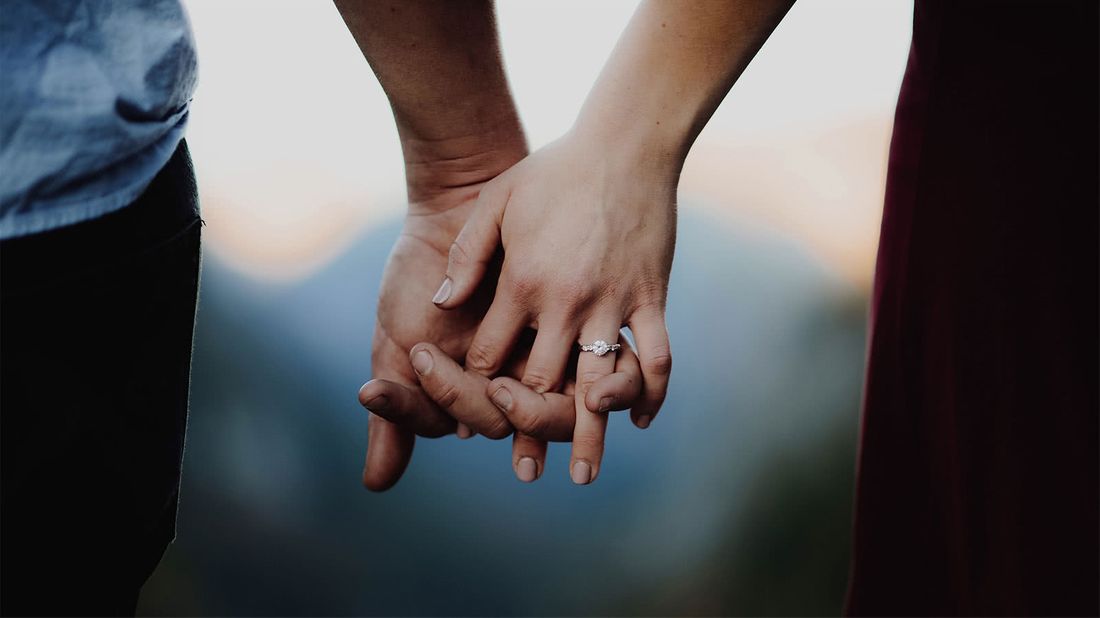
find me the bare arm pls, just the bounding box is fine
[577,0,794,167]
[334,0,527,207]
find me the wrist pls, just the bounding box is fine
[570,93,693,183]
[569,109,686,187]
[402,121,528,212]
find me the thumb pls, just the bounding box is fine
[432,180,507,309]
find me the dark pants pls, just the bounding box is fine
[1,142,201,616]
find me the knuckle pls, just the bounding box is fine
[508,274,540,303]
[506,393,551,435]
[466,341,499,373]
[521,369,557,394]
[633,282,668,309]
[594,395,619,412]
[447,240,470,269]
[572,434,605,455]
[480,417,513,440]
[431,381,461,410]
[577,370,607,394]
[524,415,550,438]
[557,280,589,308]
[511,406,547,436]
[643,345,673,377]
[448,237,482,271]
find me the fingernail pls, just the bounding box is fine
[364,394,388,411]
[456,423,473,439]
[432,277,453,304]
[411,349,433,375]
[490,386,512,411]
[598,396,614,413]
[636,415,652,429]
[516,457,537,483]
[571,460,593,485]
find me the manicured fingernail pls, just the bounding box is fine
[412,349,433,375]
[571,460,592,485]
[432,277,452,304]
[490,386,512,411]
[364,394,388,411]
[516,457,537,483]
[598,396,614,413]
[456,423,473,439]
[636,415,652,429]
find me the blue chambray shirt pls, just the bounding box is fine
[0,0,197,239]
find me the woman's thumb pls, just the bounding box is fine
[432,183,507,309]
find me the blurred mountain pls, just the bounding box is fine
[138,206,868,616]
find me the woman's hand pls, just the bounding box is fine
[431,131,676,484]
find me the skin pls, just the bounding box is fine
[334,0,645,489]
[435,0,796,483]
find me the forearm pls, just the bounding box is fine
[574,0,794,175]
[334,0,526,205]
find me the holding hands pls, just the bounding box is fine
[357,175,650,488]
[337,0,794,489]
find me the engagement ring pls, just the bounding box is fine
[579,340,621,357]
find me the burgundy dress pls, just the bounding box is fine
[846,1,1098,615]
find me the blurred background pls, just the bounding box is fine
[138,1,913,615]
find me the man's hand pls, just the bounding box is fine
[334,0,527,490]
[358,190,512,490]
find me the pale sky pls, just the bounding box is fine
[181,0,913,287]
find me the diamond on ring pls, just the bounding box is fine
[579,340,621,357]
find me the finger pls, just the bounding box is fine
[456,422,474,440]
[362,413,415,492]
[519,317,575,393]
[498,327,538,378]
[511,433,547,483]
[465,292,528,376]
[627,308,672,429]
[487,376,575,442]
[433,180,509,309]
[411,343,512,439]
[570,319,622,485]
[358,378,455,437]
[584,339,643,413]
